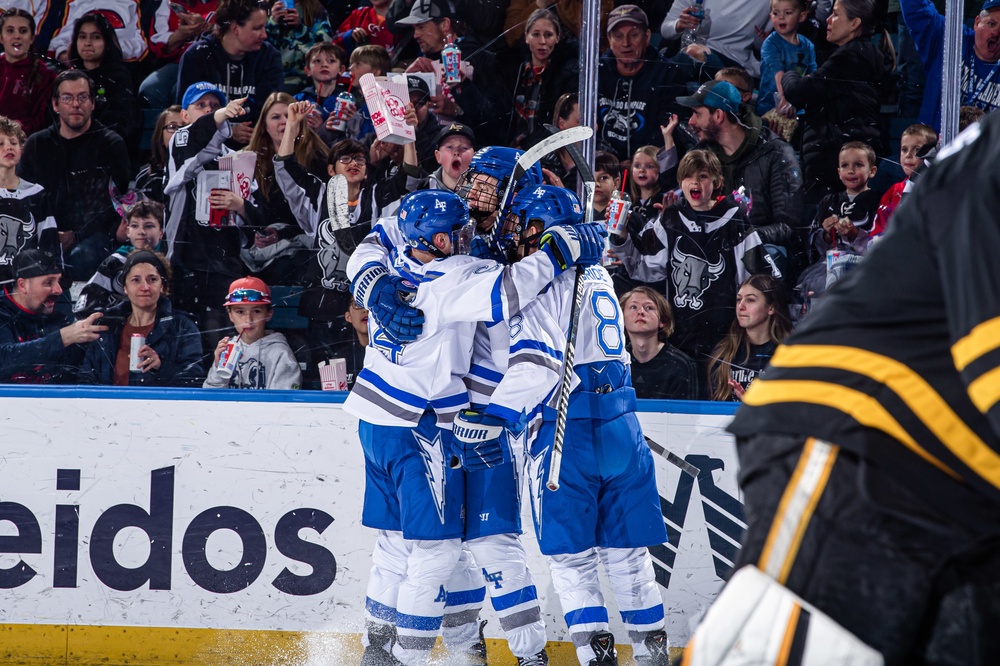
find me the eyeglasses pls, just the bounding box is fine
[58,93,92,105]
[337,155,367,165]
[164,123,182,132]
[227,289,269,303]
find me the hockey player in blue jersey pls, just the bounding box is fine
[453,186,671,666]
[344,188,606,666]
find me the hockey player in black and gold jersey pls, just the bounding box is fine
[719,114,1000,664]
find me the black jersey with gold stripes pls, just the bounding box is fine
[729,115,1000,524]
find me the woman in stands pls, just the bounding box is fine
[79,250,204,386]
[135,105,184,203]
[0,9,57,137]
[782,0,895,196]
[505,8,579,149]
[707,274,792,401]
[67,13,138,142]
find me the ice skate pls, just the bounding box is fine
[587,631,618,666]
[635,629,669,666]
[466,619,488,665]
[516,648,549,665]
[360,622,402,666]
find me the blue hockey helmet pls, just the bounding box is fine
[397,190,471,257]
[500,185,583,258]
[456,146,544,218]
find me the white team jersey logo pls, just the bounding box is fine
[414,431,448,523]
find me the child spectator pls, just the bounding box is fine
[871,123,936,239]
[413,123,475,193]
[0,115,58,283]
[325,301,368,391]
[75,200,166,317]
[135,105,184,203]
[758,0,817,117]
[327,44,390,142]
[204,276,302,389]
[333,0,396,56]
[0,9,57,137]
[621,286,701,400]
[67,13,138,142]
[592,150,621,221]
[265,0,332,94]
[960,105,986,131]
[609,149,778,370]
[810,141,881,259]
[141,0,216,110]
[294,42,348,125]
[706,274,792,401]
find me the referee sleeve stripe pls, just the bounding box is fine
[968,365,1000,413]
[952,316,1000,371]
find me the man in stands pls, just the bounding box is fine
[0,249,106,383]
[19,70,131,282]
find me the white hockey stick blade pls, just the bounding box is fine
[500,125,594,212]
[326,174,356,253]
[645,436,700,478]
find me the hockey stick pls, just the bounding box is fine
[545,126,596,492]
[326,174,356,254]
[498,125,593,216]
[644,436,700,478]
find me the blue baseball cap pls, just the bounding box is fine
[182,82,227,110]
[677,81,742,116]
[985,0,1000,11]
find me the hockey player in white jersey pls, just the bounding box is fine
[343,189,605,666]
[453,186,671,666]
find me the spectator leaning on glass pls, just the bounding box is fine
[78,250,204,387]
[0,249,107,384]
[19,70,131,282]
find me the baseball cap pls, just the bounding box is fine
[435,122,476,149]
[224,277,272,307]
[607,4,649,32]
[13,248,60,279]
[676,81,742,116]
[182,82,228,110]
[985,0,1000,11]
[407,75,431,101]
[397,0,453,25]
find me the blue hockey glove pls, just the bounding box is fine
[452,409,511,472]
[538,223,607,274]
[351,263,425,344]
[469,234,505,262]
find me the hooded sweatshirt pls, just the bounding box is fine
[0,55,57,137]
[203,330,301,389]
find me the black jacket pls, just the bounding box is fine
[783,37,893,191]
[78,297,205,386]
[0,289,78,383]
[504,41,580,148]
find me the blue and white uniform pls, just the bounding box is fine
[487,264,669,666]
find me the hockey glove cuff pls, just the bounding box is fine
[351,263,425,344]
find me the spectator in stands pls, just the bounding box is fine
[389,0,508,64]
[79,250,204,386]
[239,91,328,286]
[204,276,302,389]
[0,9,57,137]
[19,70,131,282]
[678,80,804,262]
[901,0,1000,130]
[74,200,166,318]
[660,0,771,77]
[0,248,106,383]
[162,87,251,350]
[329,301,368,390]
[141,0,216,110]
[294,42,348,127]
[265,0,332,94]
[621,286,701,400]
[782,0,894,196]
[961,104,987,130]
[328,44,391,142]
[334,0,397,57]
[597,5,691,160]
[871,123,936,239]
[135,105,184,203]
[505,8,579,149]
[809,141,881,259]
[715,66,756,108]
[758,0,817,117]
[417,122,476,192]
[540,92,581,191]
[49,1,148,63]
[176,0,283,136]
[503,0,614,48]
[404,74,441,173]
[592,150,621,222]
[706,274,791,400]
[0,116,58,285]
[400,0,507,146]
[609,149,778,371]
[67,13,138,142]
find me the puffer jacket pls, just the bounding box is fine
[783,36,893,191]
[78,297,205,386]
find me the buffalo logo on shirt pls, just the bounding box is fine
[0,214,32,265]
[670,245,724,310]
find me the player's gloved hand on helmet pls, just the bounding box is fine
[451,409,512,471]
[469,234,504,262]
[538,222,608,274]
[351,263,424,344]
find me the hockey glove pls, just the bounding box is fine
[452,409,512,472]
[538,222,607,274]
[351,263,425,344]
